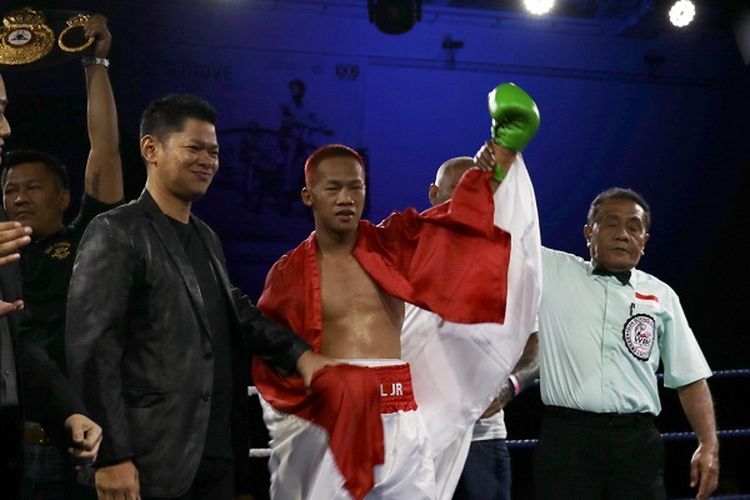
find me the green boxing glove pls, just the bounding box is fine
[488,82,540,152]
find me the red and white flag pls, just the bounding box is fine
[402,154,542,498]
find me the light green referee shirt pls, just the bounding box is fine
[538,247,711,415]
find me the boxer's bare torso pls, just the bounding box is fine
[319,249,403,359]
[303,154,404,360]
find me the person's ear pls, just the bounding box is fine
[301,186,313,206]
[140,135,158,166]
[59,189,71,212]
[583,224,592,247]
[428,184,439,207]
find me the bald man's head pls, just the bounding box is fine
[428,156,474,206]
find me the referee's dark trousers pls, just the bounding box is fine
[534,405,666,500]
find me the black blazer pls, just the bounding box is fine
[65,190,310,498]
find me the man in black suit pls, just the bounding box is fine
[66,94,331,500]
[0,72,102,499]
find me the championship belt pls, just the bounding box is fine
[0,7,95,69]
[0,7,55,65]
[58,13,94,53]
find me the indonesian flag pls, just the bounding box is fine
[253,166,521,499]
[634,291,659,303]
[402,154,542,498]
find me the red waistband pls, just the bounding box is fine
[367,363,418,414]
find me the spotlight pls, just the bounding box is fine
[523,0,555,16]
[669,0,695,28]
[368,0,422,35]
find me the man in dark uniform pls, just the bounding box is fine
[1,15,121,498]
[0,71,102,500]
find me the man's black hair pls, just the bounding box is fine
[588,187,651,230]
[1,149,69,191]
[139,94,216,141]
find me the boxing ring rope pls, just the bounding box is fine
[656,368,750,380]
[249,448,272,458]
[247,429,750,457]
[499,428,750,450]
[246,368,750,495]
[245,369,750,399]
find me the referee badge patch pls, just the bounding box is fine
[622,314,655,361]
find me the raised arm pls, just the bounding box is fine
[677,379,719,500]
[83,15,123,203]
[474,140,516,193]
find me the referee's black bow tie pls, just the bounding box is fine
[592,266,631,285]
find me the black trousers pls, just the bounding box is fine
[1,405,23,500]
[533,406,666,500]
[143,456,234,500]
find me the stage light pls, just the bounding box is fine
[669,0,695,28]
[368,0,422,35]
[523,0,555,16]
